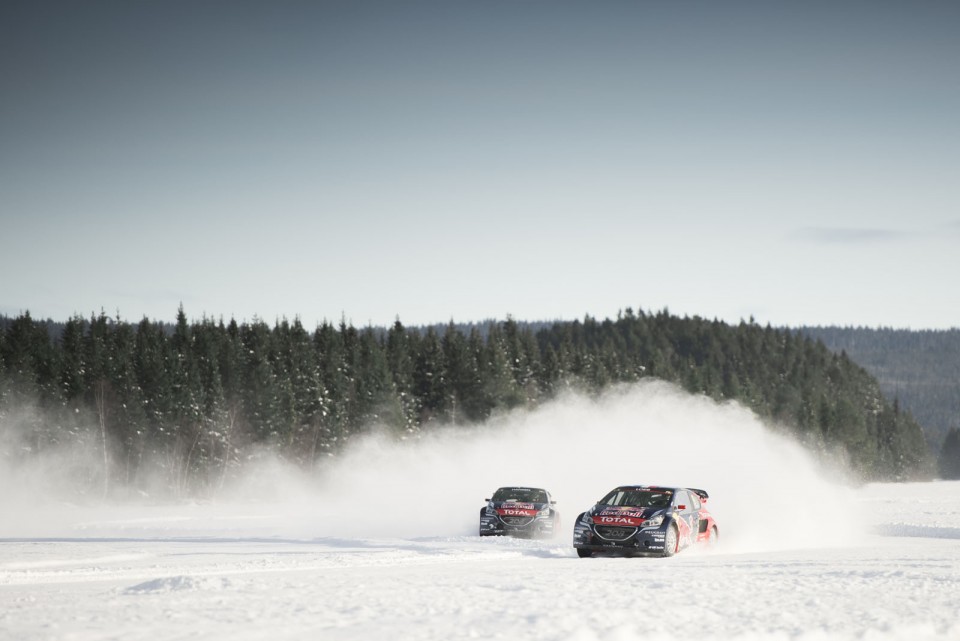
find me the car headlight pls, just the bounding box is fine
[538,508,551,518]
[580,513,594,525]
[642,515,664,528]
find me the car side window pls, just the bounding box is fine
[675,491,691,510]
[689,492,701,510]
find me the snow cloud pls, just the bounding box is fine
[256,381,862,553]
[2,382,863,553]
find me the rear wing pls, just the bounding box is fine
[689,488,710,502]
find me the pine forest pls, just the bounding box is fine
[0,307,931,496]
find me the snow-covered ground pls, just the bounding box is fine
[1,481,958,641]
[2,386,958,640]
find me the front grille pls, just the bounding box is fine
[500,516,534,527]
[594,526,637,541]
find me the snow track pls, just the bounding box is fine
[2,389,957,640]
[2,482,959,641]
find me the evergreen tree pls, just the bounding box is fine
[539,344,560,396]
[215,318,245,477]
[413,327,447,422]
[314,321,349,453]
[386,319,418,431]
[938,428,960,479]
[0,312,63,457]
[169,306,204,493]
[442,322,472,423]
[0,328,8,412]
[59,315,87,403]
[354,326,402,429]
[276,318,324,456]
[269,319,299,446]
[134,318,175,441]
[338,320,364,431]
[84,311,115,495]
[108,316,147,484]
[189,318,229,485]
[240,319,280,441]
[1,312,58,404]
[461,327,495,421]
[483,322,523,409]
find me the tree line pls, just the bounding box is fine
[0,307,931,495]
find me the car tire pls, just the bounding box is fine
[662,524,678,557]
[576,548,593,558]
[709,525,719,546]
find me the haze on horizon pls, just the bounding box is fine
[2,1,958,330]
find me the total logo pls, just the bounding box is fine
[597,516,639,525]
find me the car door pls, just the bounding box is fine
[686,490,703,541]
[673,490,699,546]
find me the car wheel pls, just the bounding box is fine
[576,548,593,558]
[662,525,678,557]
[708,525,719,546]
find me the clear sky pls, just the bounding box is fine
[2,1,958,329]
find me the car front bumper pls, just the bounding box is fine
[480,513,556,538]
[572,520,668,555]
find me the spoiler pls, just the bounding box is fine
[689,488,710,501]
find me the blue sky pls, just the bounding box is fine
[2,1,958,329]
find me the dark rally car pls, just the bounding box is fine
[479,486,560,539]
[573,485,718,557]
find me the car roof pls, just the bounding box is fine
[610,486,708,499]
[616,484,686,492]
[497,486,547,492]
[613,485,677,491]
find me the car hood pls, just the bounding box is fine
[492,501,548,516]
[589,505,664,526]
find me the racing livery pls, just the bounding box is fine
[573,485,718,557]
[479,487,559,539]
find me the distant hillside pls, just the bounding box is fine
[799,327,960,453]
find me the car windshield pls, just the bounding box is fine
[492,487,547,503]
[599,488,672,508]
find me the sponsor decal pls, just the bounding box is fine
[497,508,537,517]
[595,515,643,526]
[595,506,648,526]
[598,506,647,518]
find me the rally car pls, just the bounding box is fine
[479,486,560,539]
[573,485,718,557]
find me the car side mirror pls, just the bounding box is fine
[484,498,490,502]
[550,500,557,505]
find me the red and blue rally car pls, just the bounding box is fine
[479,486,559,539]
[573,485,718,557]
